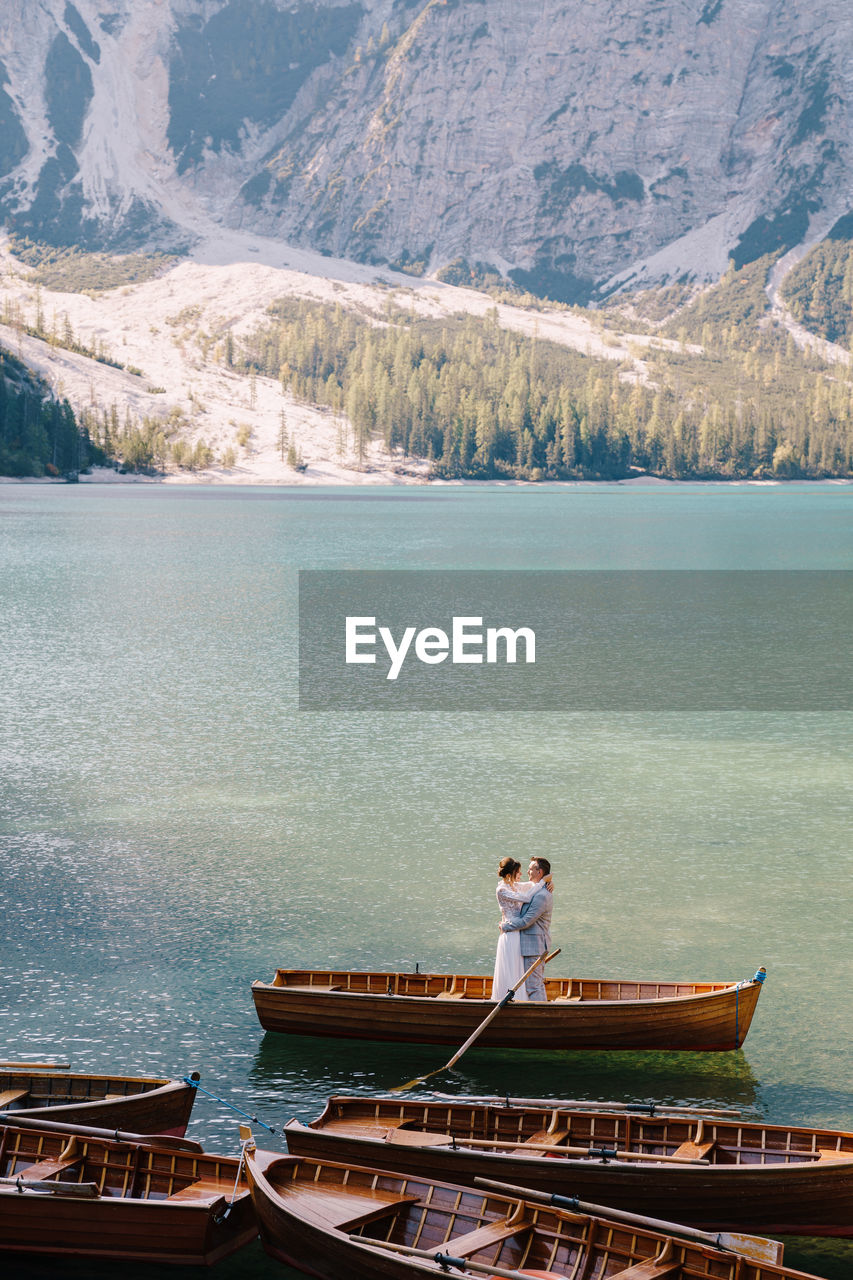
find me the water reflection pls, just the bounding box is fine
[784,1240,853,1280]
[250,1033,761,1123]
[5,1239,298,1280]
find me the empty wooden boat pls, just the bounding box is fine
[284,1095,853,1239]
[243,1146,825,1280]
[0,1119,257,1264]
[251,967,766,1051]
[0,1064,198,1135]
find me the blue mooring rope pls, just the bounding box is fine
[183,1076,277,1134]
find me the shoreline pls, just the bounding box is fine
[2,469,852,488]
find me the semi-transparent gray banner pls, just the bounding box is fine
[298,571,852,711]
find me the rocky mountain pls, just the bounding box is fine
[2,0,853,300]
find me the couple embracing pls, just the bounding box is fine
[492,856,553,1003]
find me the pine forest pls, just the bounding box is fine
[3,247,853,481]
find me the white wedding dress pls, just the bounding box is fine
[491,880,541,1003]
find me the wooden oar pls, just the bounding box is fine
[0,1062,71,1072]
[392,950,561,1093]
[431,1092,741,1118]
[349,1233,545,1280]
[0,1112,204,1152]
[412,1134,709,1164]
[0,1175,100,1198]
[473,1177,783,1266]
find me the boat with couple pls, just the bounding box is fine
[250,852,766,1051]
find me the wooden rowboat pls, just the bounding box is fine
[284,1095,853,1239]
[0,1118,257,1264]
[251,967,766,1051]
[0,1065,198,1135]
[243,1146,824,1280]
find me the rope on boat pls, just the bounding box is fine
[213,1133,255,1222]
[229,1143,246,1207]
[182,1077,277,1134]
[734,968,766,1048]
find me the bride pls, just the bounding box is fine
[492,857,553,1002]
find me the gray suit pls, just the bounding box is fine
[501,881,553,1001]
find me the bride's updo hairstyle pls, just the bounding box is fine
[498,857,521,881]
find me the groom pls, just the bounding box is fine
[499,857,553,1001]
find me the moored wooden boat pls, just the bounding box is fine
[0,1065,198,1135]
[243,1146,824,1280]
[0,1119,257,1264]
[251,967,766,1051]
[284,1095,853,1239]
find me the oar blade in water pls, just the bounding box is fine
[391,950,560,1094]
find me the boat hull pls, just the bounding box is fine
[287,1124,853,1238]
[251,972,763,1051]
[285,1099,853,1239]
[0,1191,258,1265]
[0,1122,257,1264]
[0,1071,197,1136]
[244,1150,820,1280]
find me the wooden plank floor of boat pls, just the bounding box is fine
[281,1180,420,1229]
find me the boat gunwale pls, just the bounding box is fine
[252,975,758,1010]
[0,1071,171,1087]
[289,1118,853,1177]
[316,1095,853,1146]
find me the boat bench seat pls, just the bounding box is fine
[512,1128,570,1155]
[18,1154,85,1181]
[817,1147,851,1162]
[0,1089,29,1108]
[168,1179,228,1202]
[608,1253,681,1279]
[671,1138,717,1160]
[443,1217,530,1257]
[434,991,467,1000]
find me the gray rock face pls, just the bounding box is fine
[2,0,852,293]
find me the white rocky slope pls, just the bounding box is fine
[0,224,690,484]
[2,1,853,296]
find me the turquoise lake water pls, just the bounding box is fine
[0,482,850,1279]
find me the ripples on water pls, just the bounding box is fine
[0,484,851,1278]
